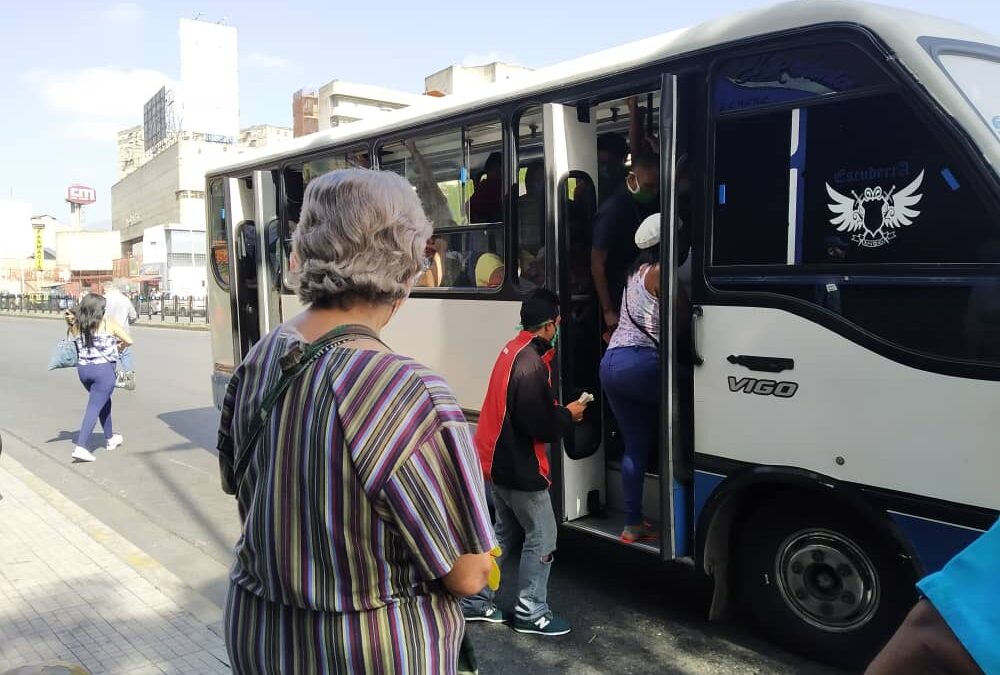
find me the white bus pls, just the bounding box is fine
[206,1,1000,667]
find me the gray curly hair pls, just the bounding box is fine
[291,168,432,308]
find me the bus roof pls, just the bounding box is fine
[209,0,999,177]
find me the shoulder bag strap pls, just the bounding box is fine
[623,271,660,348]
[234,324,385,483]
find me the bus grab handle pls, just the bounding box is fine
[691,305,704,366]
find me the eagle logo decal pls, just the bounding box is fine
[825,170,924,248]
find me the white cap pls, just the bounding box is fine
[634,213,660,250]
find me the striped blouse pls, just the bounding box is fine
[217,326,496,672]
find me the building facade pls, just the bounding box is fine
[292,89,319,137]
[424,62,533,97]
[316,81,428,129]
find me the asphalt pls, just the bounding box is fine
[0,315,846,674]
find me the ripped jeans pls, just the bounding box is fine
[462,484,557,621]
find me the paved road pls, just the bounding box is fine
[0,316,843,674]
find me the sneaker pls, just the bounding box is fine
[621,522,658,544]
[72,446,96,463]
[463,604,508,623]
[106,434,124,451]
[512,612,571,636]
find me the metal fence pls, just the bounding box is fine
[0,293,209,325]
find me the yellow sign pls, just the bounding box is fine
[34,227,44,271]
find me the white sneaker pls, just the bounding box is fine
[106,434,124,451]
[72,446,96,462]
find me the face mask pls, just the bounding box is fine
[627,174,657,205]
[550,324,560,348]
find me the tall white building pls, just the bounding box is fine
[178,18,239,141]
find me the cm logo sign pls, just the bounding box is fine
[66,185,97,205]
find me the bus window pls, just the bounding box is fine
[711,46,1000,363]
[280,147,370,288]
[378,120,505,290]
[208,178,229,289]
[516,108,546,289]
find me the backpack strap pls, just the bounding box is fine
[234,324,385,483]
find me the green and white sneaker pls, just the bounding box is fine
[512,612,571,636]
[463,604,508,623]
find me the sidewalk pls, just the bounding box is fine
[0,456,230,674]
[0,312,206,331]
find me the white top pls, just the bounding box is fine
[103,291,137,337]
[609,264,660,350]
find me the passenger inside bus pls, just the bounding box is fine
[596,132,628,205]
[518,160,546,288]
[475,252,505,288]
[591,151,660,338]
[469,152,503,224]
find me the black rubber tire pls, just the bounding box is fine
[736,493,916,669]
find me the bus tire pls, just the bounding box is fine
[735,494,915,669]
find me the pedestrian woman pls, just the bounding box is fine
[217,169,496,674]
[69,293,131,462]
[600,214,662,543]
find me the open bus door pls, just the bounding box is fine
[544,74,686,560]
[225,176,261,360]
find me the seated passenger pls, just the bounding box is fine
[475,252,505,289]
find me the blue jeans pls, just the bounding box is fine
[600,346,660,526]
[462,484,557,621]
[119,346,134,372]
[77,363,116,448]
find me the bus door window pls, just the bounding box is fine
[378,120,505,290]
[516,108,546,290]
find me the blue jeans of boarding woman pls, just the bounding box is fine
[600,345,660,527]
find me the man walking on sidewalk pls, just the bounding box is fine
[101,281,137,387]
[463,288,588,636]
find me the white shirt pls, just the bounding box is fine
[103,290,137,337]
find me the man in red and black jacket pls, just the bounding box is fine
[462,289,587,636]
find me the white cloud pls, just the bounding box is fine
[25,67,175,141]
[100,2,144,27]
[245,51,291,71]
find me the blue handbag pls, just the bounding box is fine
[48,333,78,370]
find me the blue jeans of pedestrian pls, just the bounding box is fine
[77,362,116,448]
[600,346,660,526]
[119,346,134,372]
[462,484,557,621]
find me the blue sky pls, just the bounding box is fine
[0,0,995,226]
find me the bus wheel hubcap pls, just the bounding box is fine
[775,528,879,631]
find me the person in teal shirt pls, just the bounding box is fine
[867,518,1000,674]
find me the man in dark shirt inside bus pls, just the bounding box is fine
[591,151,660,336]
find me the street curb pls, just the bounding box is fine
[0,312,208,332]
[0,447,225,633]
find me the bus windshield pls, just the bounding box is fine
[939,51,1000,141]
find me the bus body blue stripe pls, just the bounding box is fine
[890,512,983,575]
[694,470,726,527]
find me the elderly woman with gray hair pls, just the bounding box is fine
[217,169,496,674]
